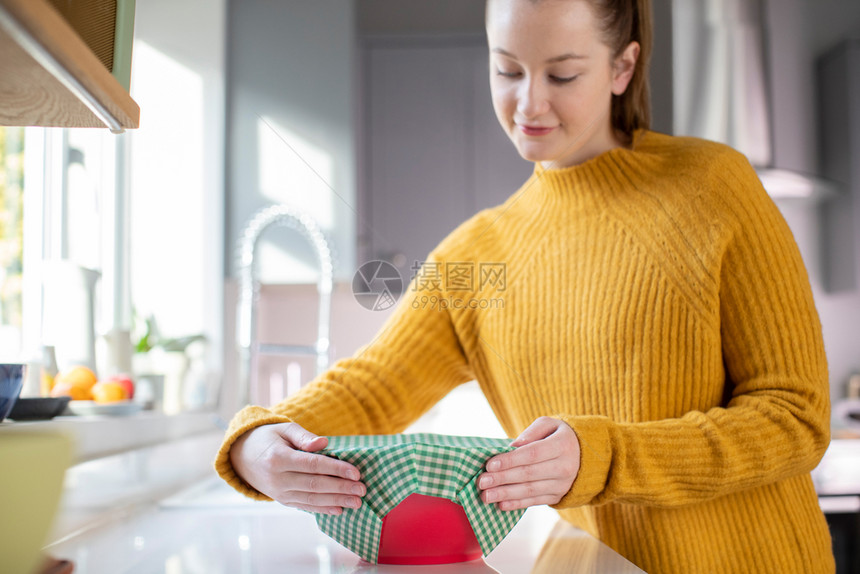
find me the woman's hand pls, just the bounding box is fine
[478,416,581,511]
[230,422,365,515]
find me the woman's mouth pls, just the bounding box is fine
[518,124,555,136]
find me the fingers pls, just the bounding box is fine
[267,467,366,514]
[289,449,362,481]
[478,417,581,511]
[291,471,367,497]
[274,423,362,479]
[509,416,561,447]
[480,478,569,509]
[291,503,345,516]
[478,459,575,510]
[487,494,564,511]
[276,422,329,452]
[487,417,575,473]
[486,436,561,473]
[275,489,365,515]
[478,459,565,489]
[230,423,367,515]
[266,453,366,514]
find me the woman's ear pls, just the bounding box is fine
[611,41,640,96]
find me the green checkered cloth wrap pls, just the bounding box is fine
[315,433,526,563]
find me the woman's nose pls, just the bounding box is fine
[517,77,551,118]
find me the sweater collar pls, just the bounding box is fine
[522,129,648,211]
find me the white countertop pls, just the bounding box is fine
[36,387,859,573]
[22,394,643,573]
[22,381,859,573]
[0,411,220,463]
[47,475,644,574]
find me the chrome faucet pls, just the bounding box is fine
[236,205,334,408]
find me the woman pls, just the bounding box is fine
[216,0,834,572]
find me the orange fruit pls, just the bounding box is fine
[54,366,98,392]
[91,381,127,404]
[50,382,92,400]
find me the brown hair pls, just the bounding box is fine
[589,0,652,137]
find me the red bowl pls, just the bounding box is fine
[377,493,482,565]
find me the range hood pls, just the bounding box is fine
[671,0,837,199]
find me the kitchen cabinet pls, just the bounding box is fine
[362,38,532,283]
[818,39,860,292]
[0,0,139,131]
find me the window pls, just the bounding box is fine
[0,0,225,413]
[1,119,219,413]
[0,125,124,372]
[0,127,25,359]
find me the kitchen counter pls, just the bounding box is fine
[47,474,643,573]
[0,411,220,463]
[813,437,860,512]
[28,394,641,573]
[32,388,860,573]
[38,391,860,573]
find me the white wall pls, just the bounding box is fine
[226,0,357,284]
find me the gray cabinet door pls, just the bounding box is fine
[469,44,535,215]
[364,39,532,284]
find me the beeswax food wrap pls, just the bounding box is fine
[315,433,526,564]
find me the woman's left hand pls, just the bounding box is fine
[478,416,581,511]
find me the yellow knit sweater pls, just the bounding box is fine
[215,130,834,573]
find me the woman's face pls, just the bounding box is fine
[486,0,638,168]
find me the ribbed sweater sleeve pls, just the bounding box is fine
[214,252,476,499]
[552,148,830,509]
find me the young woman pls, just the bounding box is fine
[216,1,834,571]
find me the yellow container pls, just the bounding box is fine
[0,432,73,574]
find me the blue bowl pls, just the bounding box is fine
[0,363,25,421]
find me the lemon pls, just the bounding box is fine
[91,381,127,403]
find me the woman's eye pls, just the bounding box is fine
[494,68,577,83]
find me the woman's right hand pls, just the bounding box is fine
[229,422,365,515]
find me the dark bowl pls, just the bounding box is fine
[0,363,25,421]
[8,397,71,421]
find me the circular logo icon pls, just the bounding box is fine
[352,260,403,311]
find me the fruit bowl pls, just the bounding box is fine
[0,363,25,421]
[67,400,142,417]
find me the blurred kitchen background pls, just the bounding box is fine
[2,0,860,572]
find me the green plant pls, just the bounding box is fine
[132,311,206,354]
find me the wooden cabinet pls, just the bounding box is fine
[362,38,532,281]
[0,0,139,131]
